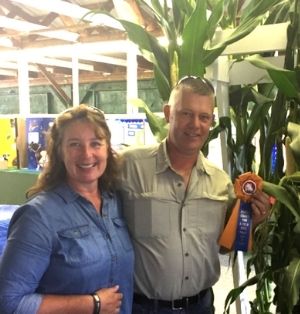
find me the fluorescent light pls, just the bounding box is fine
[10,0,124,30]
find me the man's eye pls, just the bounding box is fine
[181,111,192,117]
[199,115,211,122]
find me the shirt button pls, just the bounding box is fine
[185,252,189,257]
[185,276,189,280]
[183,228,186,232]
[177,182,182,187]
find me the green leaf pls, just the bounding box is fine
[224,274,259,312]
[246,90,273,143]
[129,98,168,141]
[172,0,193,33]
[263,180,300,223]
[287,122,300,165]
[240,0,285,23]
[153,65,171,101]
[278,258,300,312]
[206,0,225,40]
[245,55,300,100]
[179,0,208,77]
[120,19,169,69]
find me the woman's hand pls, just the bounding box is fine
[97,285,123,314]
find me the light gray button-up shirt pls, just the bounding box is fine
[120,139,235,300]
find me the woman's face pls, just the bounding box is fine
[61,120,108,191]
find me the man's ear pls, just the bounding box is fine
[163,104,171,123]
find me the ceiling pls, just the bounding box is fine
[0,0,157,88]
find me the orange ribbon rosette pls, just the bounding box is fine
[219,172,263,251]
[234,172,263,202]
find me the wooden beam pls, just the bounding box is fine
[1,0,40,24]
[37,63,72,106]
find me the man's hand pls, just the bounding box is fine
[251,190,271,227]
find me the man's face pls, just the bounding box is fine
[164,88,214,156]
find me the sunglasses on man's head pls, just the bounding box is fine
[177,75,215,93]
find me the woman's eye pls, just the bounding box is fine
[69,142,80,147]
[92,141,102,147]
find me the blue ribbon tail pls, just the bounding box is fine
[234,201,252,252]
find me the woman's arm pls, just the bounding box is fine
[37,286,122,314]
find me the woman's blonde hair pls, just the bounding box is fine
[27,104,120,198]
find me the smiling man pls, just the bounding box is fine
[120,76,270,314]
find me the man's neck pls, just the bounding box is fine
[166,140,198,173]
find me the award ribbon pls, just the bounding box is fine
[218,172,263,252]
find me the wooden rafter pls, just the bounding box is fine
[37,63,72,106]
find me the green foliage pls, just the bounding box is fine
[105,0,285,101]
[91,0,300,312]
[129,98,168,141]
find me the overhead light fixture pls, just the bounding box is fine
[10,0,124,30]
[0,16,78,42]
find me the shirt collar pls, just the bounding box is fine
[52,182,111,204]
[156,138,213,175]
[52,182,79,203]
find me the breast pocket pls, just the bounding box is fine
[187,199,226,236]
[56,224,100,266]
[123,196,171,238]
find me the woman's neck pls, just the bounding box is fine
[68,180,102,213]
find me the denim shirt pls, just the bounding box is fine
[0,183,134,314]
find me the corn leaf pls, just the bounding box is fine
[179,0,208,77]
[278,258,300,313]
[287,122,300,166]
[129,98,168,141]
[263,180,300,223]
[245,54,300,100]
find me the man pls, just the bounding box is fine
[120,76,270,313]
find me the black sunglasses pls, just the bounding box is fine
[177,75,215,93]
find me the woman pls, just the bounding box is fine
[0,105,134,314]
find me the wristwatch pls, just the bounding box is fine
[91,292,101,314]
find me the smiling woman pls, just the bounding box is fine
[0,104,134,314]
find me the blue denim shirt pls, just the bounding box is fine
[0,183,134,314]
